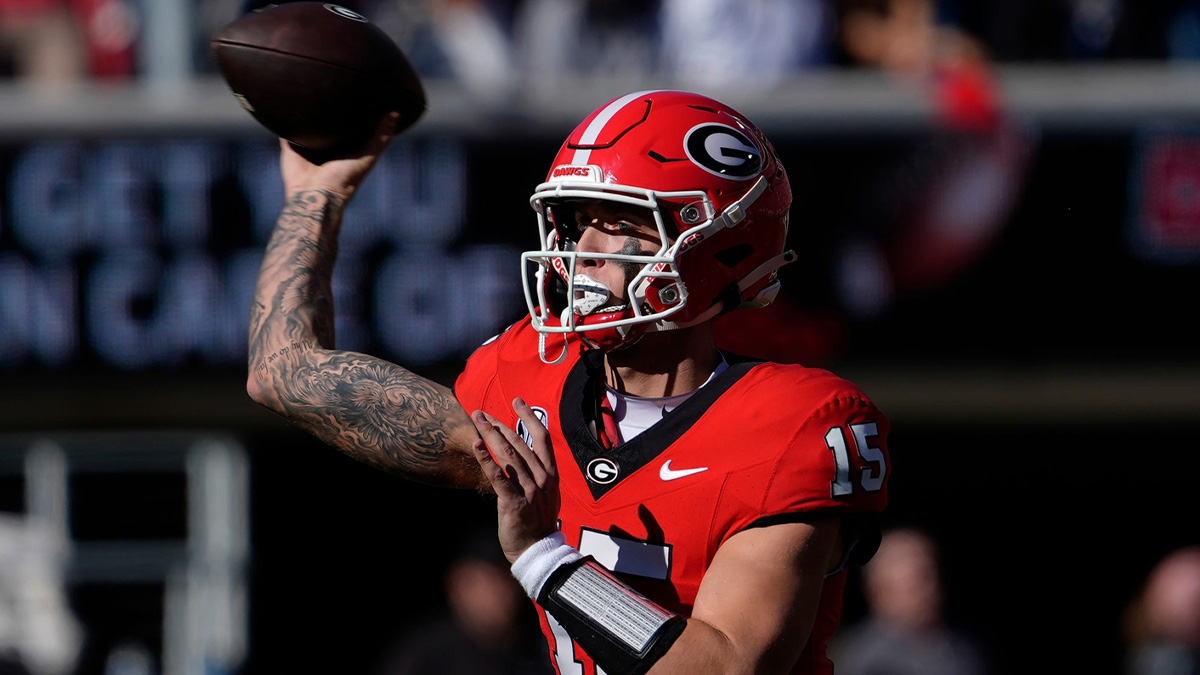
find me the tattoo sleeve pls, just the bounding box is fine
[248,190,485,489]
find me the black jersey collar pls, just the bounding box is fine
[559,349,759,500]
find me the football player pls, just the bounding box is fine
[248,90,890,675]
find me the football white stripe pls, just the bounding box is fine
[571,90,661,165]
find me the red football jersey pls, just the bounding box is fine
[455,317,890,675]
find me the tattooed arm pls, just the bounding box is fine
[247,115,487,490]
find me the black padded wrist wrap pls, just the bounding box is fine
[539,557,686,675]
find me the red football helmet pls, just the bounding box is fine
[522,90,795,361]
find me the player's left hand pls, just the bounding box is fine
[470,398,561,563]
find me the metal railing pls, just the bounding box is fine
[4,61,1200,140]
[0,431,249,675]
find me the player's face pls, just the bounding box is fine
[571,201,662,299]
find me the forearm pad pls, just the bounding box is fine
[538,558,686,675]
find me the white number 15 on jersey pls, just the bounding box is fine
[826,422,886,497]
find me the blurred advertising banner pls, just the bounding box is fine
[0,135,526,371]
[1,112,1198,374]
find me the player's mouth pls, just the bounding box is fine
[571,275,626,316]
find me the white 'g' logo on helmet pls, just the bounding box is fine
[684,123,761,180]
[324,4,366,21]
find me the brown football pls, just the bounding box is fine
[211,2,426,160]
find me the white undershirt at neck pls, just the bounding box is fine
[606,357,729,443]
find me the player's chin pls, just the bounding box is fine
[575,304,631,326]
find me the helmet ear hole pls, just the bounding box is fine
[714,243,754,268]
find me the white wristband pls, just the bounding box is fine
[511,531,584,599]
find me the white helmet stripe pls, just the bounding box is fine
[571,90,662,165]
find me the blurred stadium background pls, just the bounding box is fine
[1,0,1199,674]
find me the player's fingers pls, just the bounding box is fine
[513,398,556,478]
[471,411,535,488]
[363,111,400,156]
[470,439,524,502]
[495,428,549,494]
[481,408,543,470]
[478,410,549,494]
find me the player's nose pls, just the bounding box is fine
[575,222,612,262]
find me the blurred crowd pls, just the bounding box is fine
[5,506,1197,675]
[371,529,554,675]
[6,0,1200,87]
[830,528,989,675]
[223,0,1200,99]
[360,525,1200,675]
[831,531,1200,675]
[0,0,135,83]
[1124,546,1200,675]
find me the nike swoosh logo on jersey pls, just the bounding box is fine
[659,460,708,481]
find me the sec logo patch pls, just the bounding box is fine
[516,406,550,448]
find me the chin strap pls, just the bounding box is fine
[709,175,769,231]
[737,249,797,308]
[536,307,570,365]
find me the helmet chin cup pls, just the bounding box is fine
[579,316,647,352]
[556,303,645,352]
